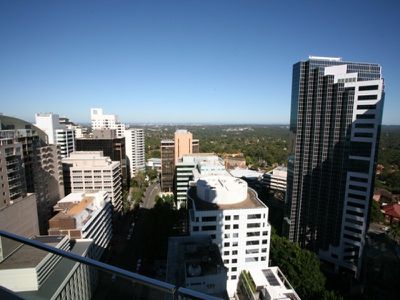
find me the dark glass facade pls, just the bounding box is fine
[284,57,384,276]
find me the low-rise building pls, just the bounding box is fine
[0,235,95,300]
[166,235,228,298]
[238,267,300,300]
[262,166,287,193]
[48,191,112,259]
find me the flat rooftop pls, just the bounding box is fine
[166,235,227,298]
[0,236,66,270]
[188,186,265,211]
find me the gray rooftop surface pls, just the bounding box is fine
[18,240,92,300]
[0,236,65,270]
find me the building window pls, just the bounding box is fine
[232,258,237,263]
[247,223,260,228]
[231,275,237,280]
[201,225,216,231]
[233,215,239,220]
[225,215,231,221]
[202,216,216,222]
[193,226,199,232]
[233,224,239,229]
[232,251,238,255]
[225,225,231,230]
[224,242,230,247]
[247,214,261,219]
[224,251,229,256]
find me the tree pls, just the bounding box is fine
[270,233,342,300]
[370,200,384,223]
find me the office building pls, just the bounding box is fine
[1,115,64,234]
[284,56,385,277]
[35,113,75,158]
[174,129,193,163]
[49,191,112,259]
[192,139,200,153]
[125,128,145,176]
[166,235,228,298]
[76,129,128,187]
[161,139,175,192]
[90,108,126,138]
[175,154,222,208]
[0,235,95,300]
[262,166,287,193]
[62,151,122,212]
[188,171,271,297]
[161,130,199,192]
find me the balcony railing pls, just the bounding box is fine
[0,230,222,300]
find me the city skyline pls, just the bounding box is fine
[1,1,400,124]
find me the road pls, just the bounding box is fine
[92,182,162,299]
[142,182,160,209]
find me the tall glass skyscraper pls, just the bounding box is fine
[284,56,384,277]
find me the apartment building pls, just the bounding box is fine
[188,173,271,297]
[125,128,145,176]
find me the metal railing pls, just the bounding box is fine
[0,230,222,300]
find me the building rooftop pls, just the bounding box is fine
[188,185,265,211]
[166,235,227,298]
[0,236,66,270]
[50,192,108,229]
[229,169,263,179]
[247,266,300,300]
[19,239,93,300]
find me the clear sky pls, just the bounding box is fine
[1,0,399,124]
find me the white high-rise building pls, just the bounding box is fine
[62,151,122,212]
[90,108,126,138]
[35,113,75,158]
[188,170,271,297]
[125,128,145,175]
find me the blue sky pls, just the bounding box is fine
[1,0,399,124]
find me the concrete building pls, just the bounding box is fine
[285,56,385,277]
[48,191,112,259]
[146,158,162,173]
[262,166,287,193]
[161,130,199,193]
[192,139,200,153]
[238,267,300,300]
[125,128,145,176]
[62,152,122,212]
[90,108,126,138]
[188,172,271,297]
[35,113,75,158]
[76,129,128,187]
[175,154,222,208]
[161,139,175,192]
[166,235,227,298]
[224,154,247,170]
[0,235,95,300]
[174,129,193,164]
[0,194,40,260]
[0,137,26,205]
[1,116,64,234]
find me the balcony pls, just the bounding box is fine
[0,230,221,300]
